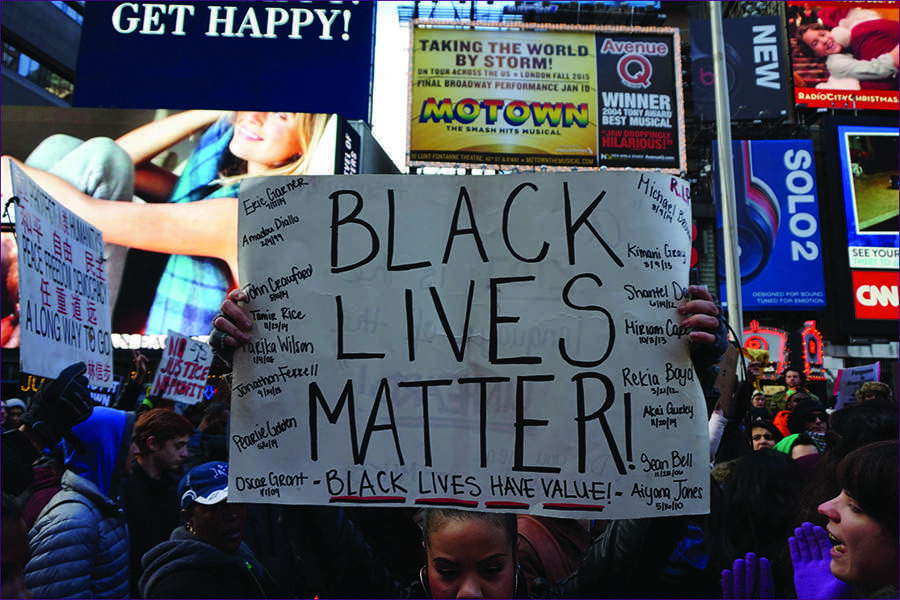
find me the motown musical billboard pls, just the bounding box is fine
[409,23,685,172]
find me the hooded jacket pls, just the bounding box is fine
[139,526,284,599]
[24,406,134,599]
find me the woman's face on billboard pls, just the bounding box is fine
[229,112,303,174]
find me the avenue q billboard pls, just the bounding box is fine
[409,23,686,172]
[74,2,375,120]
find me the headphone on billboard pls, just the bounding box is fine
[690,34,744,120]
[718,141,781,284]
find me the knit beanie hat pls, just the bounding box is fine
[788,399,826,434]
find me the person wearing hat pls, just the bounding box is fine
[788,398,829,450]
[2,398,26,431]
[139,461,287,599]
[856,381,894,404]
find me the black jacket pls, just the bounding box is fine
[122,462,181,597]
[140,526,285,599]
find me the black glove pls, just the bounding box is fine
[21,362,93,452]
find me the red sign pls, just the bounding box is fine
[743,320,789,377]
[852,270,900,320]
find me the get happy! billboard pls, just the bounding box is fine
[409,23,685,172]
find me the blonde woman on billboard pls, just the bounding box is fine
[1,110,330,335]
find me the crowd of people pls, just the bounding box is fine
[1,281,897,599]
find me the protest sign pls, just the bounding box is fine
[149,331,213,404]
[9,162,113,388]
[833,362,881,409]
[229,171,707,519]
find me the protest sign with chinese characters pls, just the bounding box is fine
[229,171,706,519]
[9,162,113,388]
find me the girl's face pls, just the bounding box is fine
[184,501,247,554]
[751,426,777,451]
[819,490,898,590]
[751,394,766,409]
[802,29,842,58]
[229,112,304,175]
[426,517,516,599]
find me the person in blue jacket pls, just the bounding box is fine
[24,405,135,599]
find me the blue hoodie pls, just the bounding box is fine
[64,405,133,498]
[25,406,134,598]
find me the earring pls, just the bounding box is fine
[418,566,431,596]
[186,522,196,535]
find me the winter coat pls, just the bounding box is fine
[121,462,181,598]
[139,526,285,599]
[24,470,130,599]
[24,405,134,599]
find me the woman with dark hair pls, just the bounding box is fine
[419,509,524,599]
[748,421,782,451]
[815,440,898,596]
[727,441,899,599]
[795,400,899,529]
[710,449,805,598]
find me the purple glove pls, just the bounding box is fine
[789,522,851,599]
[721,552,773,599]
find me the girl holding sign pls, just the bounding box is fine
[1,110,330,335]
[217,281,729,598]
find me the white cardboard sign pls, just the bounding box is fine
[10,162,114,388]
[833,362,881,410]
[149,330,213,404]
[230,171,708,519]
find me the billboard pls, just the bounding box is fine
[787,1,898,111]
[229,170,710,518]
[713,140,827,310]
[74,1,376,120]
[825,116,899,330]
[409,23,685,172]
[689,16,789,121]
[0,106,354,341]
